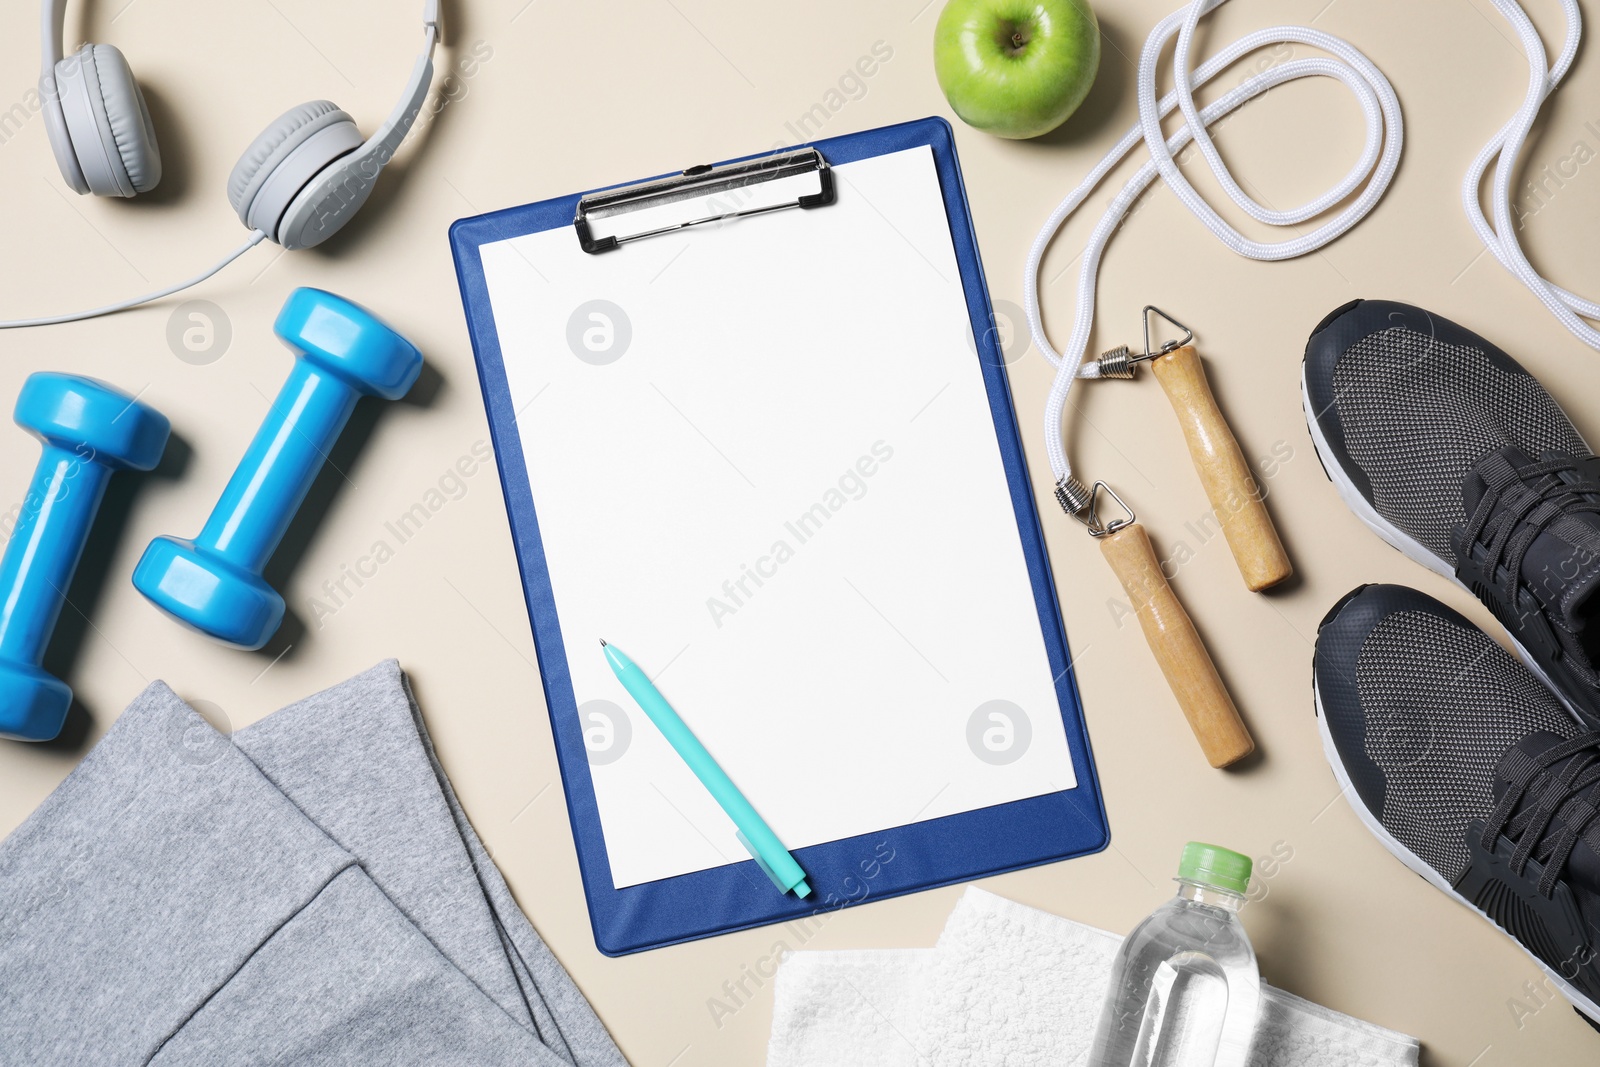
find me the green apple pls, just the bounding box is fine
[934,0,1100,139]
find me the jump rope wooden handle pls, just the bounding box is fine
[1150,346,1292,592]
[1099,522,1255,769]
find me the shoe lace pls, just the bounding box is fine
[1458,453,1600,608]
[1483,730,1600,897]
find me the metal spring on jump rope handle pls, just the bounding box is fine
[1089,307,1195,380]
[1054,476,1135,538]
[1093,344,1138,380]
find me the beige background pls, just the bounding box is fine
[1,0,1598,1063]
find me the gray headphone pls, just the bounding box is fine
[39,0,440,251]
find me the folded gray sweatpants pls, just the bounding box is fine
[0,661,628,1067]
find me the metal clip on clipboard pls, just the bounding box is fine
[574,148,836,253]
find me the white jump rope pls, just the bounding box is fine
[1468,0,1599,352]
[1024,0,1403,507]
[1027,0,1593,511]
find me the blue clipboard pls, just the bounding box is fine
[450,117,1108,956]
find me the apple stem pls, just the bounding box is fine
[999,21,1032,57]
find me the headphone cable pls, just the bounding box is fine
[0,229,268,330]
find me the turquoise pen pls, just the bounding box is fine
[600,639,811,898]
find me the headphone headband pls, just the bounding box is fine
[357,0,442,168]
[38,0,442,168]
[42,0,66,67]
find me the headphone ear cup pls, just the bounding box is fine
[228,101,361,244]
[55,44,160,197]
[41,72,88,194]
[273,151,381,252]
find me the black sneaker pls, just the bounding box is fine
[1315,583,1600,1026]
[1303,299,1600,728]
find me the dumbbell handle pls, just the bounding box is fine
[197,362,358,573]
[0,446,111,665]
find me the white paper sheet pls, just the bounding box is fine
[480,145,1076,889]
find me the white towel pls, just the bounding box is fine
[769,887,1420,1067]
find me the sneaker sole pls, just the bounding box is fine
[1299,366,1589,725]
[1312,679,1600,1026]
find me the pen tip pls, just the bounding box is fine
[598,638,607,647]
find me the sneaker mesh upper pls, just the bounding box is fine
[1355,609,1578,881]
[1330,326,1587,563]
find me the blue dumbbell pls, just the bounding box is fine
[133,288,422,650]
[0,374,169,742]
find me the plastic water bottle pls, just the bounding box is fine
[1088,842,1261,1067]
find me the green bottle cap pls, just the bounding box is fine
[1178,841,1252,895]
